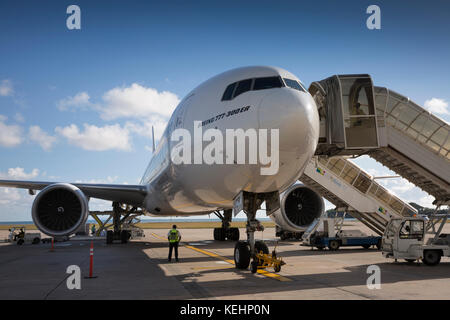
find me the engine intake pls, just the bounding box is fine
[32,183,89,237]
[269,184,324,232]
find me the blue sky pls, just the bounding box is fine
[1,0,449,221]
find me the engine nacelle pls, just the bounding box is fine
[269,184,324,232]
[32,183,89,237]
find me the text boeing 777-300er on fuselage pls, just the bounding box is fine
[0,66,326,270]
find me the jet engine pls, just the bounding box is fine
[269,184,324,232]
[31,183,89,237]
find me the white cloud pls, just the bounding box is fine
[0,167,40,180]
[99,83,179,120]
[0,79,14,96]
[424,98,449,115]
[125,117,167,140]
[0,168,39,210]
[55,84,178,148]
[415,195,435,208]
[0,115,23,147]
[387,179,415,194]
[57,91,93,111]
[28,126,57,151]
[75,176,119,184]
[0,188,22,205]
[55,123,132,151]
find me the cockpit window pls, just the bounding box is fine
[253,77,283,90]
[222,82,236,101]
[221,76,284,101]
[233,79,252,98]
[299,82,308,91]
[283,78,306,92]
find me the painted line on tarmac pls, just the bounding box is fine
[151,232,291,282]
[191,266,235,271]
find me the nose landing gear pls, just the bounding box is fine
[232,191,276,271]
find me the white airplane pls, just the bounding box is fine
[0,66,324,270]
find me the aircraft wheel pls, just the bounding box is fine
[234,241,250,269]
[250,260,258,274]
[121,230,130,244]
[106,230,113,244]
[228,228,240,241]
[214,228,226,241]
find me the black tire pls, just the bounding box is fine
[274,264,281,273]
[362,244,371,249]
[234,241,251,269]
[17,239,24,245]
[228,228,240,241]
[250,260,258,273]
[376,239,382,250]
[121,230,130,244]
[255,241,269,255]
[422,250,441,266]
[214,228,226,241]
[32,238,40,245]
[106,230,113,244]
[316,246,325,250]
[405,259,416,263]
[280,233,288,241]
[328,240,340,251]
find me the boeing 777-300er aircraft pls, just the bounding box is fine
[0,66,325,270]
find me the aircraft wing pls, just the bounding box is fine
[0,180,148,207]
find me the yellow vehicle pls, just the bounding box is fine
[251,245,286,273]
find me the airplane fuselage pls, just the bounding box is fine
[140,66,320,216]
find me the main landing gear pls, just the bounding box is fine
[105,202,136,244]
[212,209,240,241]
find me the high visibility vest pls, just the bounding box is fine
[168,229,180,243]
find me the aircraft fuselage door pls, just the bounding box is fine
[338,75,379,149]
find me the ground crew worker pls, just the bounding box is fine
[168,225,181,262]
[91,224,96,236]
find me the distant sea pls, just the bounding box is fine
[0,216,356,225]
[0,217,266,225]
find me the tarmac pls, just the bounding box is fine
[0,222,449,300]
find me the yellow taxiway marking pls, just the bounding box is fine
[150,233,291,282]
[151,233,166,240]
[191,266,235,271]
[185,245,235,264]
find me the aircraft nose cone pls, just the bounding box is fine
[258,88,320,154]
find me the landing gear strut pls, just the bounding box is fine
[213,209,240,241]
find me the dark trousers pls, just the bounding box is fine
[168,242,179,260]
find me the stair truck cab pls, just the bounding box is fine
[382,215,450,265]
